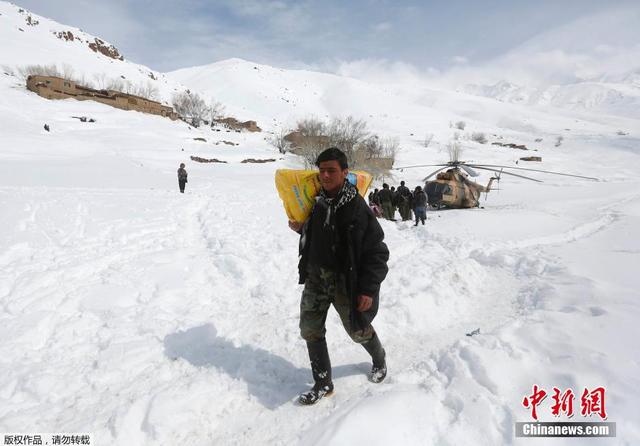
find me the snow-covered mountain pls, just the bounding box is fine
[1,2,639,445]
[463,79,640,119]
[451,6,640,118]
[0,1,186,105]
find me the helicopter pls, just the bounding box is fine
[394,156,599,209]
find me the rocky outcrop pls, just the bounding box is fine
[55,30,75,41]
[88,38,124,61]
[492,142,529,150]
[241,158,276,163]
[190,156,227,163]
[25,15,39,26]
[214,117,261,132]
[52,30,124,61]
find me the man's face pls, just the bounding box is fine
[318,160,348,196]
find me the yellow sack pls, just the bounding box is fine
[275,169,373,223]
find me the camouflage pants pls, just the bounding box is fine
[399,201,412,221]
[300,266,375,344]
[381,201,395,220]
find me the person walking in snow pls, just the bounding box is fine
[396,181,413,221]
[377,183,395,221]
[177,163,188,193]
[413,185,428,226]
[390,186,399,220]
[288,147,390,405]
[368,188,383,218]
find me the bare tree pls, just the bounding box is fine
[75,73,91,89]
[295,117,330,167]
[134,81,159,101]
[17,63,61,81]
[172,91,208,126]
[359,135,383,159]
[208,99,226,125]
[106,78,125,92]
[268,128,289,154]
[380,137,400,159]
[93,72,108,89]
[293,116,397,171]
[448,141,462,162]
[361,136,399,159]
[325,115,369,165]
[297,117,326,138]
[122,80,134,95]
[61,63,75,81]
[455,120,466,130]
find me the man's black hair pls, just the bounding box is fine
[316,147,348,169]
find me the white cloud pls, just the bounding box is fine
[451,56,468,64]
[373,22,392,32]
[333,58,436,85]
[438,5,640,88]
[221,0,288,16]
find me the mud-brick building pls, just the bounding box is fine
[26,75,179,120]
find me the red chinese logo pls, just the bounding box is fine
[581,387,607,420]
[551,387,575,418]
[522,385,607,420]
[522,385,547,421]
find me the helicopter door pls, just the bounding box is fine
[425,182,452,205]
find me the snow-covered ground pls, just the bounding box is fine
[1,2,639,445]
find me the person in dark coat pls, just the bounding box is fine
[372,188,381,206]
[377,183,395,220]
[368,188,383,217]
[390,186,399,220]
[413,185,428,226]
[288,147,390,405]
[177,163,188,193]
[396,181,412,221]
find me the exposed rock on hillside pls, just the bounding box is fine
[190,156,227,163]
[88,38,124,61]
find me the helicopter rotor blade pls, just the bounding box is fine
[460,164,479,177]
[467,164,598,181]
[393,163,450,170]
[422,166,450,182]
[471,166,543,182]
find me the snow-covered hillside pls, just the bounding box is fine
[0,1,187,105]
[1,2,640,445]
[463,79,640,119]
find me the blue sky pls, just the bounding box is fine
[14,0,640,77]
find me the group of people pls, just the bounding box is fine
[368,181,428,226]
[176,164,426,227]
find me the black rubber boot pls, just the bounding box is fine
[362,333,387,383]
[299,339,334,405]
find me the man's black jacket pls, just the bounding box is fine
[298,193,389,331]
